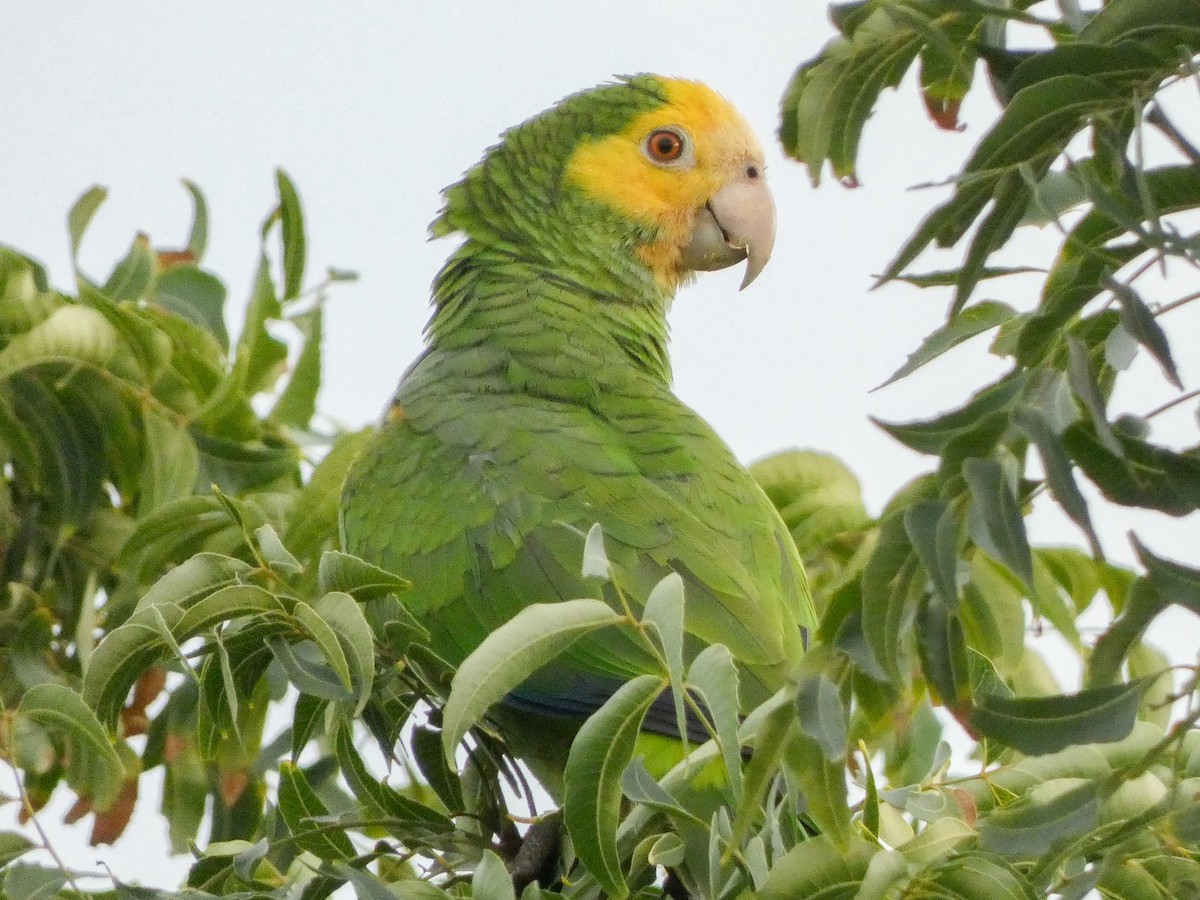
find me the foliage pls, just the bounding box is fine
[2,1,1200,897]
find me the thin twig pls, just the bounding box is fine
[1156,288,1200,317]
[3,755,85,895]
[1144,386,1200,420]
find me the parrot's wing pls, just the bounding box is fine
[342,366,812,712]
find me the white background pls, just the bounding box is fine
[1,2,1196,891]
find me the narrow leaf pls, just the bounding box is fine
[181,179,209,260]
[1066,333,1122,456]
[441,599,624,764]
[581,522,610,579]
[68,186,108,267]
[563,674,664,899]
[17,684,125,810]
[964,457,1033,588]
[878,301,1016,388]
[317,550,411,600]
[904,498,960,608]
[275,169,307,300]
[969,680,1148,755]
[642,573,687,756]
[314,591,376,714]
[686,643,743,798]
[795,674,848,762]
[276,761,354,861]
[1015,407,1101,558]
[978,779,1100,856]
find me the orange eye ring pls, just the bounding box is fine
[646,129,685,163]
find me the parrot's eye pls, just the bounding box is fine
[643,128,690,166]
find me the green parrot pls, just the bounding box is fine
[340,74,816,793]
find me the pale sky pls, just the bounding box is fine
[2,2,1197,891]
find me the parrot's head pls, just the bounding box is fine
[432,75,775,296]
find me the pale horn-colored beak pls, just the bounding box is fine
[680,168,776,290]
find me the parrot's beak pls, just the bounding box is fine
[680,170,776,290]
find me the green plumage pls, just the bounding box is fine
[341,76,814,774]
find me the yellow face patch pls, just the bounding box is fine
[564,78,765,289]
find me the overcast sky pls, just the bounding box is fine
[2,2,1197,891]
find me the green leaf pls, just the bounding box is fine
[563,673,664,900]
[276,760,354,861]
[1081,0,1200,53]
[314,591,375,713]
[964,457,1033,588]
[1062,422,1200,516]
[1133,534,1200,616]
[878,301,1016,388]
[292,693,327,760]
[192,430,300,494]
[16,683,125,809]
[861,512,920,682]
[472,850,516,900]
[271,303,322,427]
[1108,277,1182,389]
[441,598,624,764]
[786,730,852,849]
[410,724,463,813]
[642,572,686,754]
[274,169,307,301]
[880,74,1118,297]
[779,8,924,184]
[904,498,960,608]
[686,643,743,797]
[134,552,253,613]
[1066,333,1122,456]
[285,429,373,562]
[173,584,287,641]
[153,265,229,349]
[873,373,1028,456]
[83,604,184,728]
[757,834,878,900]
[268,636,353,703]
[181,179,209,261]
[647,832,685,868]
[916,851,1038,899]
[619,756,692,818]
[731,686,796,848]
[915,593,971,708]
[292,600,353,691]
[103,233,156,301]
[317,550,411,601]
[254,523,302,574]
[795,674,848,761]
[978,778,1100,857]
[333,723,452,835]
[898,815,976,865]
[139,408,200,514]
[969,680,1148,755]
[1014,407,1101,557]
[0,833,35,868]
[0,303,123,380]
[68,185,108,268]
[1,864,68,900]
[581,521,610,579]
[226,255,286,400]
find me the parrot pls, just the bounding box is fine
[340,74,816,799]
